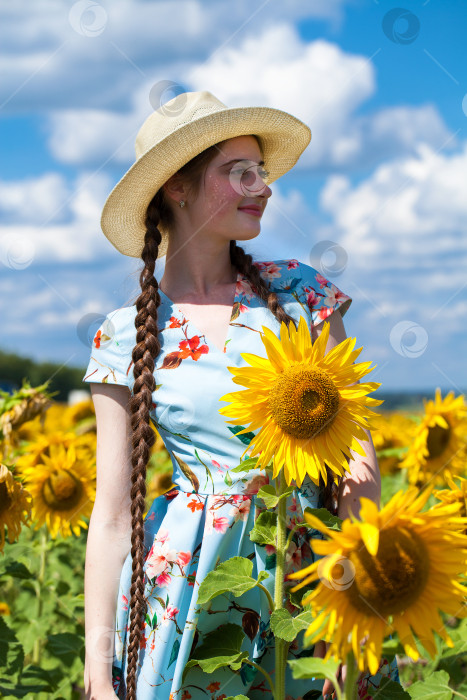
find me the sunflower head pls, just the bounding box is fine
[219,316,383,487]
[400,388,467,486]
[18,442,96,539]
[287,488,467,674]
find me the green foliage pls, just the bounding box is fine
[0,524,86,699]
[288,657,341,689]
[257,484,294,508]
[249,510,277,545]
[406,670,454,699]
[270,608,315,642]
[367,677,411,698]
[183,624,249,681]
[303,507,342,531]
[197,556,269,605]
[0,350,87,403]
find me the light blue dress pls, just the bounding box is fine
[83,259,399,699]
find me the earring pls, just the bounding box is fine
[179,200,185,208]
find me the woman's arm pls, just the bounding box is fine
[84,383,133,699]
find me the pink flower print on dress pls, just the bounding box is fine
[177,551,191,570]
[121,594,128,611]
[156,572,171,587]
[212,459,229,475]
[286,259,299,271]
[161,604,179,626]
[231,493,244,504]
[205,508,230,535]
[303,286,319,309]
[323,283,348,308]
[229,496,251,522]
[236,277,255,301]
[285,541,302,572]
[155,527,170,544]
[256,261,282,282]
[315,272,328,289]
[244,473,269,496]
[317,306,333,321]
[146,541,178,579]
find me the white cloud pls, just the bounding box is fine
[43,23,454,175]
[0,170,122,263]
[0,0,351,112]
[320,140,467,270]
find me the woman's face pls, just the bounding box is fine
[170,135,272,246]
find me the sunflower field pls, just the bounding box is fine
[0,378,466,699]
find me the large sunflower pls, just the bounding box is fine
[0,464,33,551]
[287,487,467,675]
[399,388,467,487]
[18,442,96,539]
[219,316,383,486]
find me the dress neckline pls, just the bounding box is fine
[158,271,242,355]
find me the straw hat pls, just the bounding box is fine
[100,90,312,258]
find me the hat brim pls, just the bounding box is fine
[100,105,311,258]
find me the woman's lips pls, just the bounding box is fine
[238,207,262,217]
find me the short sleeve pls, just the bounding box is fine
[297,261,352,328]
[82,306,137,388]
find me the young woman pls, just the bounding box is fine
[83,91,399,700]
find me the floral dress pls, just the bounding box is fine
[83,259,399,700]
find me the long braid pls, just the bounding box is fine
[125,199,162,700]
[229,241,340,512]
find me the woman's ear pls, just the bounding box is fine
[163,175,186,205]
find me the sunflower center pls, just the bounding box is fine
[42,469,83,510]
[344,527,429,616]
[268,365,340,440]
[426,422,451,459]
[0,481,12,514]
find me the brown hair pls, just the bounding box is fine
[124,137,336,698]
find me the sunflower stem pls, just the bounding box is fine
[257,582,275,612]
[242,659,275,695]
[32,526,48,666]
[273,471,289,700]
[342,650,359,700]
[285,520,307,550]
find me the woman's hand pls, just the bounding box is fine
[313,639,346,699]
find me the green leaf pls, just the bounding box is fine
[185,651,249,675]
[224,470,233,486]
[257,485,279,507]
[257,570,270,584]
[227,426,257,446]
[0,664,57,697]
[1,561,34,579]
[381,637,407,657]
[367,677,411,699]
[46,632,84,666]
[183,623,249,680]
[257,484,294,508]
[406,670,453,700]
[230,457,260,473]
[197,557,259,604]
[0,617,24,676]
[288,657,341,683]
[225,696,250,700]
[249,511,277,546]
[303,508,342,531]
[270,609,314,642]
[375,446,409,459]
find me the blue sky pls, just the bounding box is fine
[1,0,466,395]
